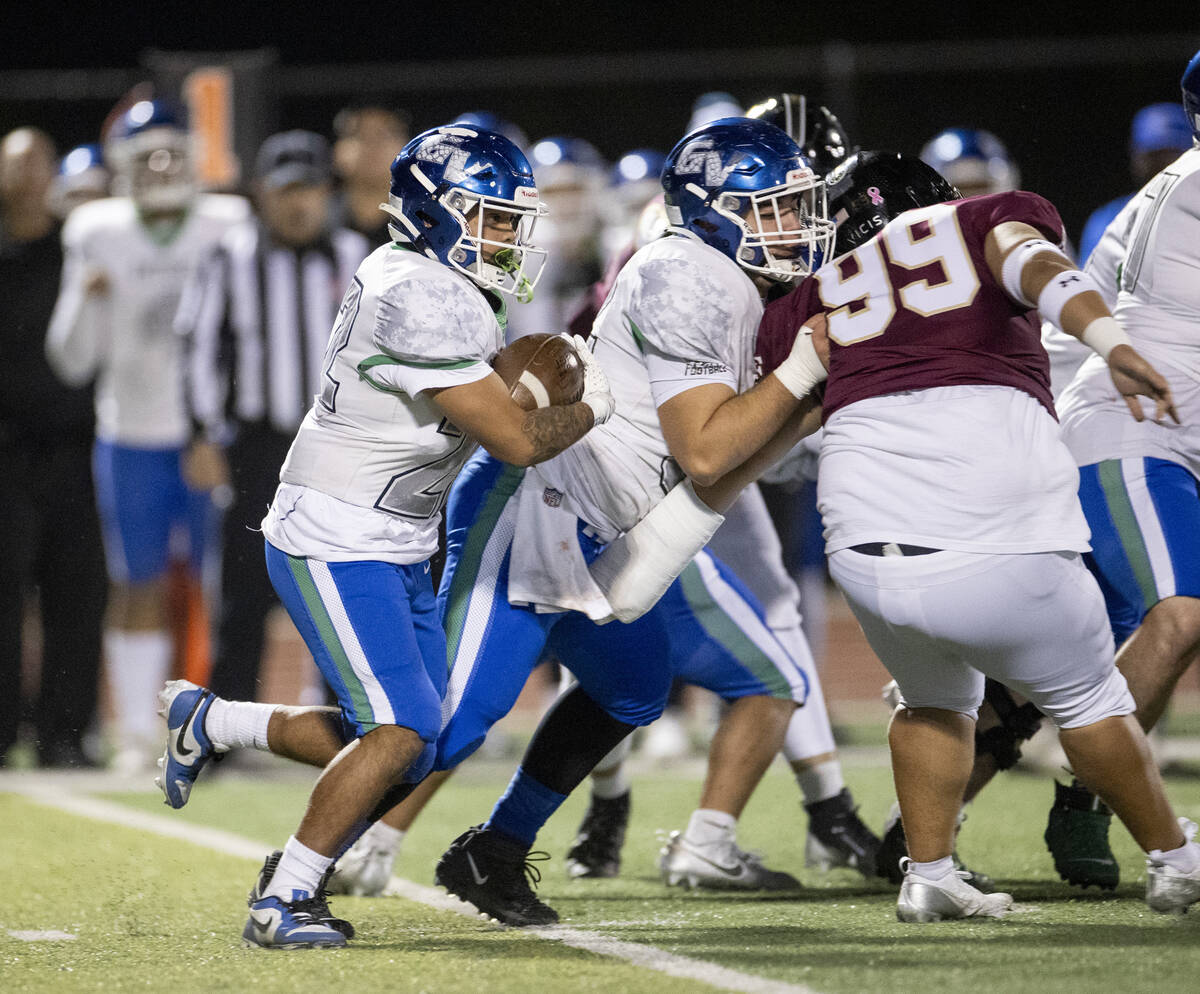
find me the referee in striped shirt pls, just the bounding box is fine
[178,130,369,705]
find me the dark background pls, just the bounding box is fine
[3,2,1198,242]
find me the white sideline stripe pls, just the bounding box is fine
[10,783,819,994]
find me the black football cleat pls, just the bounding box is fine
[436,826,559,926]
[565,791,630,879]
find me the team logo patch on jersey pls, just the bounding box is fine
[685,360,729,376]
[542,487,564,507]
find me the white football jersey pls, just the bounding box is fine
[46,194,249,446]
[261,244,504,563]
[535,232,764,541]
[1041,194,1126,400]
[1058,146,1200,478]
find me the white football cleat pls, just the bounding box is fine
[896,858,1012,923]
[657,830,800,891]
[1146,818,1200,915]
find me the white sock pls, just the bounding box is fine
[362,820,404,856]
[685,808,737,846]
[591,763,631,800]
[795,758,846,805]
[205,698,276,752]
[263,836,333,902]
[105,630,172,746]
[908,856,955,880]
[1149,840,1200,874]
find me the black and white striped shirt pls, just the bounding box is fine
[179,221,369,439]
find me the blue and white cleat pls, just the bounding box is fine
[155,680,221,809]
[243,894,348,949]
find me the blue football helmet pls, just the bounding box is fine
[1182,48,1200,142]
[1129,102,1192,154]
[919,128,1018,196]
[612,148,666,188]
[105,99,194,212]
[49,143,111,218]
[381,125,548,300]
[661,117,835,281]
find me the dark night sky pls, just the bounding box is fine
[5,3,1198,240]
[3,3,1193,70]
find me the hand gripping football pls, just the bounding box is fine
[491,333,586,411]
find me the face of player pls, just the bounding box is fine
[750,192,805,258]
[463,201,522,263]
[130,146,189,199]
[257,182,332,247]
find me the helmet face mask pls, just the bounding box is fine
[663,118,836,283]
[383,126,548,300]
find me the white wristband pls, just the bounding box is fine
[772,333,827,399]
[1036,268,1102,330]
[1079,316,1130,360]
[1000,238,1061,308]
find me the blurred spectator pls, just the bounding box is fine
[1078,102,1193,262]
[0,127,107,767]
[686,90,743,133]
[600,148,665,258]
[45,100,248,772]
[919,127,1019,197]
[507,136,605,340]
[331,105,410,247]
[47,144,110,220]
[179,130,369,708]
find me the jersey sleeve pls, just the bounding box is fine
[367,275,498,396]
[45,208,111,387]
[756,277,823,378]
[962,190,1067,246]
[631,256,741,406]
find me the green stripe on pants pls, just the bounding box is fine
[286,554,375,726]
[678,560,792,699]
[443,464,526,670]
[1097,459,1159,611]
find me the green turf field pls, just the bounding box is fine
[3,755,1199,994]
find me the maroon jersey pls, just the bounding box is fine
[757,191,1063,422]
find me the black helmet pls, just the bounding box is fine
[745,94,854,176]
[825,150,961,257]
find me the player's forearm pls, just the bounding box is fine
[692,395,821,512]
[678,375,801,487]
[511,400,595,465]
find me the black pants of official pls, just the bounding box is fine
[208,423,295,704]
[0,432,107,762]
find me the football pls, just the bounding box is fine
[491,333,586,411]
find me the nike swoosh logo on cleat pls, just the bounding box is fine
[249,906,280,941]
[686,849,748,878]
[466,852,489,885]
[174,692,209,759]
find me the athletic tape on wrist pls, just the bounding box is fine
[1036,268,1103,331]
[773,333,827,399]
[1079,316,1130,360]
[999,238,1061,308]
